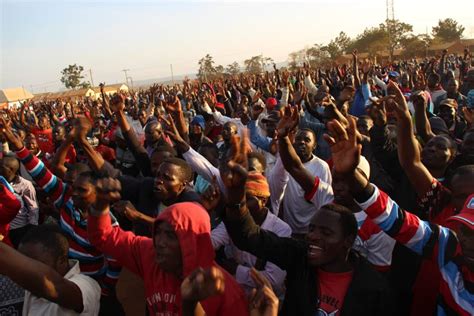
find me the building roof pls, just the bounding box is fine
[91,83,128,93]
[461,39,474,46]
[0,87,34,103]
[428,41,461,51]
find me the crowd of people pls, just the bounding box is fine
[0,47,474,316]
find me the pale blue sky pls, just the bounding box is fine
[1,0,473,92]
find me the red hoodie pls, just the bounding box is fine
[0,187,22,246]
[88,202,248,316]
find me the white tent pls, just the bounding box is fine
[0,87,34,108]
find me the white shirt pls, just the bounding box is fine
[10,176,39,229]
[23,260,101,316]
[211,211,291,298]
[268,155,333,234]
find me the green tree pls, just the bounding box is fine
[347,20,413,60]
[307,45,331,68]
[432,18,465,42]
[244,55,272,74]
[226,62,240,76]
[215,65,225,77]
[348,26,388,57]
[384,19,413,60]
[60,64,90,89]
[322,31,352,59]
[197,54,218,81]
[400,34,431,58]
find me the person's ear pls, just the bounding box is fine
[260,197,268,208]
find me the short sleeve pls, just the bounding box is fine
[70,275,101,315]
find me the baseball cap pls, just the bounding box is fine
[447,194,474,230]
[389,71,400,78]
[265,97,278,111]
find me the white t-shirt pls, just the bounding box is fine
[22,260,101,316]
[269,155,333,234]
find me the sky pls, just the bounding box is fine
[1,0,473,92]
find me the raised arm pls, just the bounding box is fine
[87,178,151,278]
[1,119,66,208]
[50,128,75,179]
[0,242,87,313]
[109,94,152,176]
[388,82,434,197]
[326,117,457,268]
[276,106,314,193]
[412,91,435,143]
[352,50,361,89]
[220,133,305,271]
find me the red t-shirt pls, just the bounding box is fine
[96,144,116,163]
[32,128,54,154]
[317,269,353,315]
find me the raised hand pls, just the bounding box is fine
[276,105,299,137]
[411,91,428,112]
[324,117,361,176]
[220,131,251,204]
[164,96,182,113]
[92,178,122,213]
[73,116,92,141]
[112,200,142,222]
[0,117,23,151]
[200,177,221,212]
[249,268,279,316]
[385,81,409,116]
[181,267,225,302]
[109,93,126,113]
[352,49,358,61]
[281,70,290,86]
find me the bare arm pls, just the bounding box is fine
[51,131,75,179]
[352,50,361,89]
[278,136,314,193]
[412,92,435,143]
[388,82,434,197]
[0,242,85,313]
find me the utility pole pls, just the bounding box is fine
[170,64,175,85]
[128,76,134,90]
[386,0,395,61]
[89,69,95,87]
[122,69,130,87]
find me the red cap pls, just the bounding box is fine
[215,102,225,110]
[265,97,278,111]
[447,194,474,230]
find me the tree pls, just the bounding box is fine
[60,64,90,90]
[226,62,240,76]
[244,55,273,74]
[347,26,388,57]
[306,45,331,68]
[432,18,465,42]
[347,20,413,60]
[384,19,413,60]
[197,54,218,81]
[322,31,352,59]
[215,65,225,77]
[400,34,431,58]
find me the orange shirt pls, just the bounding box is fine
[317,269,353,316]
